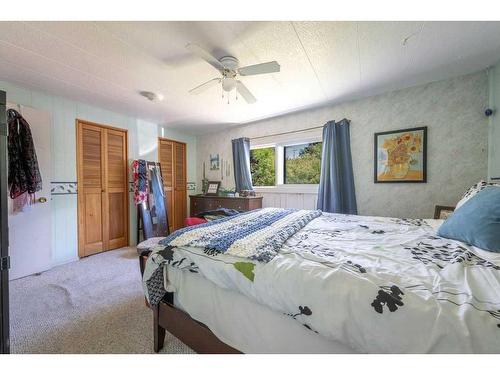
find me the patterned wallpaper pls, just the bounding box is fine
[197,71,489,218]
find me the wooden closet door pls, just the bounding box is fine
[159,139,175,233]
[105,129,129,250]
[159,139,187,232]
[77,121,129,257]
[173,142,187,231]
[77,123,106,256]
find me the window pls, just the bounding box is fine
[250,147,276,186]
[250,140,323,189]
[284,142,322,184]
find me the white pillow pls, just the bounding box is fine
[456,180,500,209]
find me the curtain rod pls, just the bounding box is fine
[249,118,350,141]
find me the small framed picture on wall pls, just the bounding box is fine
[210,154,220,170]
[205,181,221,196]
[374,126,427,183]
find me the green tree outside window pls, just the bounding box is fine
[284,142,322,184]
[250,147,276,186]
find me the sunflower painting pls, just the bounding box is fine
[374,127,427,183]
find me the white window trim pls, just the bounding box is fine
[251,137,322,194]
[254,184,319,194]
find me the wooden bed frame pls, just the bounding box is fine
[140,252,241,354]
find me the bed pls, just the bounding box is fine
[141,208,500,354]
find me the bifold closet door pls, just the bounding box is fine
[78,123,105,256]
[159,139,175,234]
[77,121,128,257]
[173,142,187,231]
[159,138,187,232]
[105,129,128,250]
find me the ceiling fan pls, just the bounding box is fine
[186,43,280,104]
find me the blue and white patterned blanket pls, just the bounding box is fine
[159,207,322,262]
[143,208,321,305]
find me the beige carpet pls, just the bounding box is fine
[9,247,194,354]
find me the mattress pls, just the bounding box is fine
[166,266,356,353]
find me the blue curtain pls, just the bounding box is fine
[317,119,357,214]
[232,137,254,192]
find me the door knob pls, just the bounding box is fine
[38,197,47,203]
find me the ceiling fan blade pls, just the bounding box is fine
[238,61,280,76]
[236,81,256,104]
[189,78,221,95]
[186,43,224,72]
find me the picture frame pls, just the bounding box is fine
[434,205,455,220]
[210,154,220,170]
[205,181,221,196]
[374,126,427,183]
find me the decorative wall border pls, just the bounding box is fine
[51,181,77,195]
[51,181,196,195]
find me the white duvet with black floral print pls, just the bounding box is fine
[143,212,500,353]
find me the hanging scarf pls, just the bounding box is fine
[7,109,42,200]
[132,159,148,205]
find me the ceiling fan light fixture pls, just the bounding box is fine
[186,42,280,104]
[222,78,237,92]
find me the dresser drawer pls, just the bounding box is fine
[220,199,245,211]
[206,200,217,210]
[189,195,262,216]
[190,198,205,216]
[191,199,204,209]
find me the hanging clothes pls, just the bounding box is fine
[7,109,42,210]
[12,192,31,213]
[132,159,148,205]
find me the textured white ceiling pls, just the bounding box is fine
[0,21,499,134]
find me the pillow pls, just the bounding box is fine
[184,217,208,226]
[438,186,500,252]
[456,180,500,209]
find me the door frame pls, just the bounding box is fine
[76,119,129,258]
[0,90,9,354]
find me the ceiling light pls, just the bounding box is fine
[222,78,237,92]
[140,91,164,102]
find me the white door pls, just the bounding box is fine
[7,104,52,280]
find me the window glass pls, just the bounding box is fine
[250,147,276,186]
[284,142,322,184]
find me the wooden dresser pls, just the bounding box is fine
[190,195,263,216]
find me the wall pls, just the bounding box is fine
[0,81,197,268]
[488,62,500,181]
[197,71,489,218]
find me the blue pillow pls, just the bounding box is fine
[437,186,500,253]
